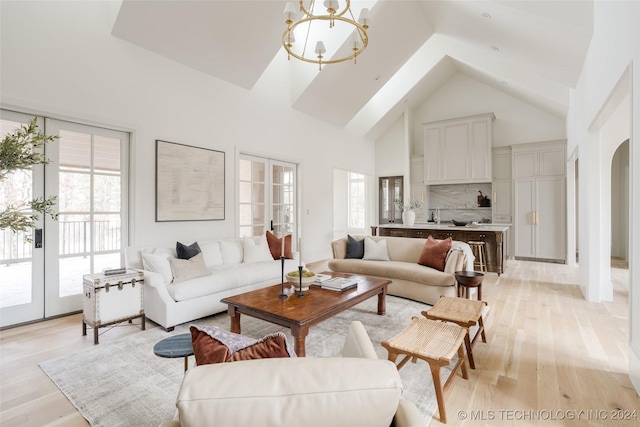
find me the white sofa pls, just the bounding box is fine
[329,235,475,306]
[159,321,426,427]
[125,236,301,331]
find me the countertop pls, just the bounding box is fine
[376,223,510,232]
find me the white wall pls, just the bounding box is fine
[412,72,567,152]
[567,0,640,393]
[611,140,629,260]
[0,1,375,264]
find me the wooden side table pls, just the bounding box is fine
[381,318,468,424]
[455,270,484,300]
[423,296,487,369]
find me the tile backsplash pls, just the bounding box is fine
[427,183,493,223]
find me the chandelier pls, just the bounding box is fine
[282,0,371,70]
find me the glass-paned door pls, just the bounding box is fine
[379,176,403,224]
[238,154,297,241]
[44,119,129,317]
[0,111,46,326]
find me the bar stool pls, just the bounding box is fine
[467,240,487,273]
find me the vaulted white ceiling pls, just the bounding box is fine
[111,0,593,140]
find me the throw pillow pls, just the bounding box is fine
[199,241,223,266]
[418,235,452,271]
[169,252,212,283]
[219,239,244,264]
[346,235,365,259]
[190,325,295,366]
[176,241,201,260]
[243,236,274,263]
[190,325,258,365]
[141,253,173,285]
[363,237,390,261]
[265,230,293,260]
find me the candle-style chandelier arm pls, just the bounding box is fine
[281,0,371,70]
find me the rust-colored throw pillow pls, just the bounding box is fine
[418,235,452,271]
[266,230,293,260]
[190,325,295,366]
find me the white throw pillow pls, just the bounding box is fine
[219,239,244,264]
[169,252,212,284]
[363,237,390,261]
[199,241,223,266]
[243,236,273,263]
[142,253,174,284]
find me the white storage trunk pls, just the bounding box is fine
[82,269,145,344]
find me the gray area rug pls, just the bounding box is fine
[40,295,460,427]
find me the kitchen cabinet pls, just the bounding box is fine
[512,141,566,262]
[492,147,512,224]
[410,156,426,222]
[423,113,495,185]
[379,176,403,224]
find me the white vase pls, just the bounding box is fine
[402,210,416,226]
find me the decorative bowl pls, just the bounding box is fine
[452,220,468,226]
[286,270,316,291]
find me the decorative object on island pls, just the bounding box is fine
[394,199,423,227]
[282,0,371,71]
[155,140,225,222]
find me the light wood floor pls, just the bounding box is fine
[0,260,638,426]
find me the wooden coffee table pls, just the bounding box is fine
[220,272,390,357]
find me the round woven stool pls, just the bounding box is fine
[455,270,484,300]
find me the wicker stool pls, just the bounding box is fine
[467,240,487,272]
[422,296,487,369]
[381,318,468,423]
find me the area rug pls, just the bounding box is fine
[40,295,458,427]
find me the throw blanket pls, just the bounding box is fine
[448,241,475,270]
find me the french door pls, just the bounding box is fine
[238,154,297,241]
[0,111,129,326]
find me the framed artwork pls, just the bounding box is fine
[155,140,225,221]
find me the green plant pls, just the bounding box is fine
[394,198,423,211]
[1,117,58,240]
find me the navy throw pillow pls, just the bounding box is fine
[176,241,202,260]
[346,235,364,259]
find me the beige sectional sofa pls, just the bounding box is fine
[125,236,300,331]
[159,321,425,427]
[329,235,474,305]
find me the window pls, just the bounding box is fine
[238,154,296,239]
[348,172,365,228]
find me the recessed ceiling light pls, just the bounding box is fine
[482,12,491,19]
[491,45,500,51]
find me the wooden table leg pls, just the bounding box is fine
[464,331,475,369]
[430,364,447,423]
[93,325,99,345]
[141,314,146,331]
[377,287,387,315]
[228,306,241,334]
[291,325,308,357]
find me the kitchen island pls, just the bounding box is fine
[371,223,509,275]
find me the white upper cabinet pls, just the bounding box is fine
[423,113,495,184]
[492,147,512,224]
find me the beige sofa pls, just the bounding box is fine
[329,235,474,305]
[159,321,426,427]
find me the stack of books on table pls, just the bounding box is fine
[318,277,359,292]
